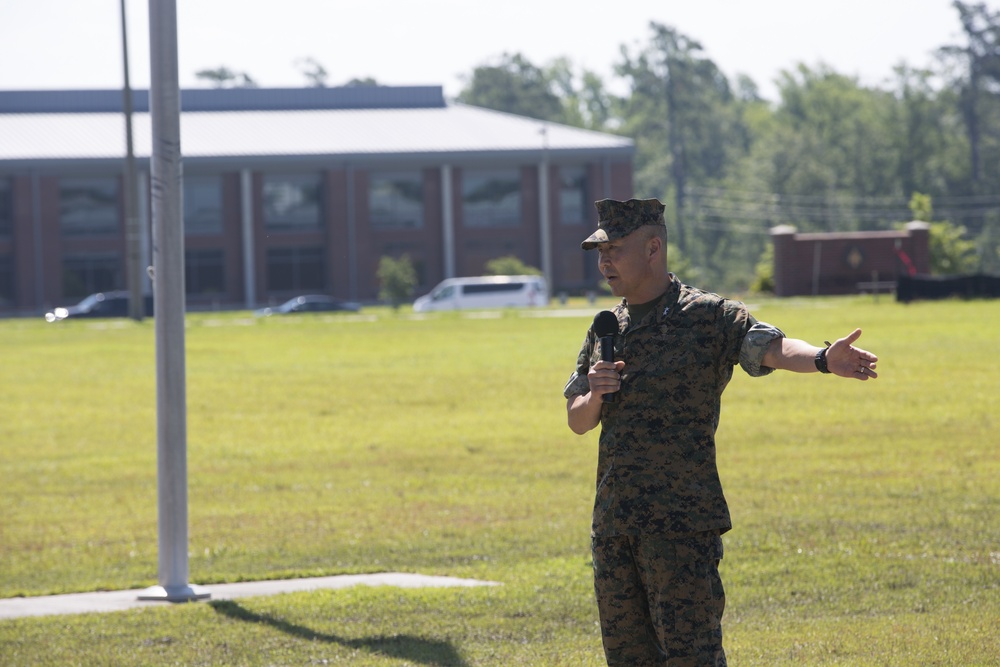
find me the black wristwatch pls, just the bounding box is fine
[814,342,832,374]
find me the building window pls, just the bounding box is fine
[184,176,223,236]
[59,177,119,236]
[62,254,121,299]
[185,249,225,295]
[559,167,588,225]
[369,171,423,230]
[267,247,325,292]
[263,174,322,230]
[462,169,521,228]
[0,179,12,239]
[0,255,13,308]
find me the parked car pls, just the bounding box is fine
[254,295,362,317]
[44,291,153,322]
[412,275,548,312]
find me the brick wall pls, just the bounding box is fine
[771,222,930,297]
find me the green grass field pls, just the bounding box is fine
[1,296,998,666]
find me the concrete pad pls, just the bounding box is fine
[0,573,500,620]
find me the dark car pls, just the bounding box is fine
[254,295,362,317]
[45,291,154,322]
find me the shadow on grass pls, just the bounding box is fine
[209,599,469,666]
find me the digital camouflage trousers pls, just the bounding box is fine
[592,531,727,666]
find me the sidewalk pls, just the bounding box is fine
[0,573,500,620]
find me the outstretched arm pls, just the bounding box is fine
[763,328,878,380]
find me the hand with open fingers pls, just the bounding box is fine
[826,328,879,380]
[588,360,625,399]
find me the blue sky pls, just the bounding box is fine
[0,0,993,102]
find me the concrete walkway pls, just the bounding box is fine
[0,573,500,620]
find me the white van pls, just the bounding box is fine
[412,275,548,312]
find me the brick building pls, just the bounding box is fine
[770,222,931,297]
[0,86,634,316]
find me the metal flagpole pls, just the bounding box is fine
[138,0,209,603]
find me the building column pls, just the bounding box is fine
[138,169,152,295]
[441,164,455,279]
[240,169,255,308]
[538,155,552,294]
[905,221,931,274]
[31,171,44,309]
[811,239,822,296]
[346,164,357,300]
[769,225,796,297]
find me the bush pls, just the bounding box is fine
[928,221,978,275]
[910,192,978,275]
[376,255,418,309]
[750,244,775,293]
[484,255,541,276]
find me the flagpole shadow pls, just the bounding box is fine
[209,599,469,667]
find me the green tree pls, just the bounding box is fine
[456,53,563,122]
[769,65,900,205]
[546,57,614,130]
[446,16,1000,290]
[666,243,697,285]
[484,256,541,276]
[749,244,775,294]
[939,1,1000,194]
[295,57,328,87]
[974,218,1000,273]
[890,65,960,198]
[929,221,979,274]
[195,66,257,88]
[616,23,747,255]
[909,192,934,222]
[376,255,417,309]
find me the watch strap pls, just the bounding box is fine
[815,342,832,374]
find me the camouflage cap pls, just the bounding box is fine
[581,198,667,250]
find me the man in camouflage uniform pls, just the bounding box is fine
[564,198,879,666]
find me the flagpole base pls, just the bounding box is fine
[137,584,211,602]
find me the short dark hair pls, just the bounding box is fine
[641,224,667,244]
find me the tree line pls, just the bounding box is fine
[454,1,1000,291]
[197,2,999,292]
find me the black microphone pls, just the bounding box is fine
[593,310,620,403]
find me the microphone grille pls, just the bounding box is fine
[593,310,619,337]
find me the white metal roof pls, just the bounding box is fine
[0,100,632,166]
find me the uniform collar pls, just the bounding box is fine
[618,274,682,329]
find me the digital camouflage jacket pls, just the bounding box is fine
[564,275,783,537]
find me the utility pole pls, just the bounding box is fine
[120,0,144,321]
[138,0,208,603]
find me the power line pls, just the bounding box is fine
[685,186,1000,232]
[694,220,772,234]
[688,185,1000,207]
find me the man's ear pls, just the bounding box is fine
[648,234,663,258]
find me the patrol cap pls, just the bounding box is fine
[581,198,667,250]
